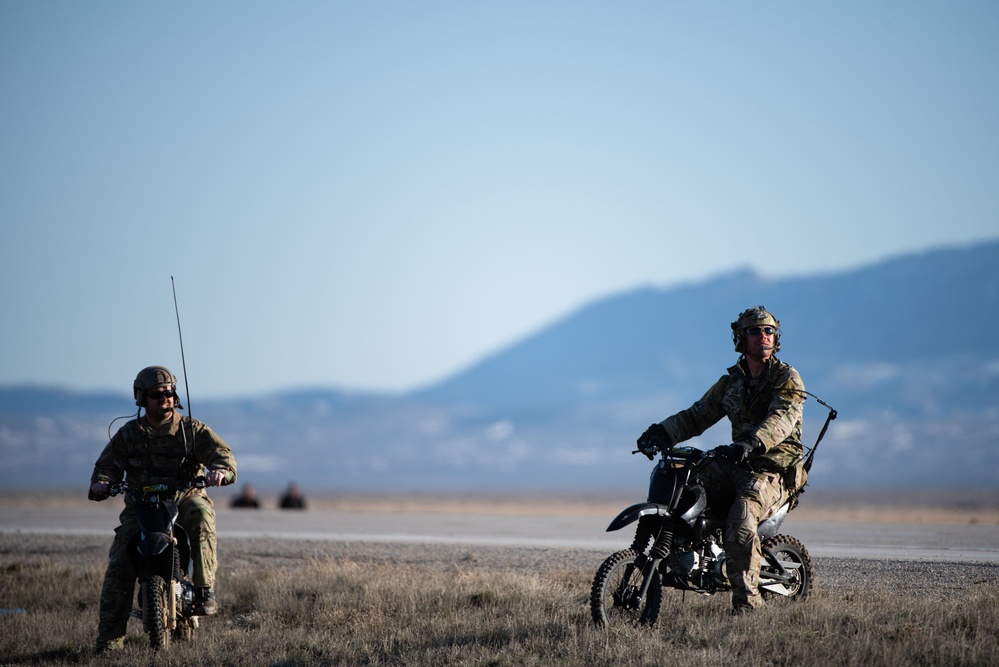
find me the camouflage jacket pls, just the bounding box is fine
[90,410,237,496]
[660,356,805,471]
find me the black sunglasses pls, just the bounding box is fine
[146,389,176,400]
[746,326,777,336]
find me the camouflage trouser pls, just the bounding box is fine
[697,460,789,610]
[95,492,217,645]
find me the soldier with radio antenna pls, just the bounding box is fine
[89,366,237,652]
[89,281,238,652]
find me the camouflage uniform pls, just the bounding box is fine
[659,355,805,611]
[90,409,236,647]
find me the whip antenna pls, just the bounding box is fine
[171,276,192,418]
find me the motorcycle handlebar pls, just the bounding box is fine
[632,445,714,461]
[635,446,785,480]
[108,476,207,498]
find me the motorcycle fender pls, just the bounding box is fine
[128,532,174,582]
[606,502,670,532]
[138,531,173,558]
[132,499,178,559]
[758,502,790,541]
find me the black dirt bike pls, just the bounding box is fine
[108,478,205,649]
[590,398,836,626]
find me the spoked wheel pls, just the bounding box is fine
[141,575,170,649]
[590,549,662,627]
[760,535,813,603]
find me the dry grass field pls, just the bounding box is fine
[1,525,998,667]
[2,489,997,665]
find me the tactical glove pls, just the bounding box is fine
[88,481,110,501]
[715,440,755,463]
[637,423,670,459]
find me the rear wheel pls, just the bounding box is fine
[760,535,813,602]
[141,576,170,649]
[590,549,662,627]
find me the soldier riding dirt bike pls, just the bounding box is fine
[107,478,206,648]
[89,365,237,652]
[590,305,837,621]
[590,395,835,626]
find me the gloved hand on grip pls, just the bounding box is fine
[636,423,670,459]
[714,440,755,463]
[88,481,110,501]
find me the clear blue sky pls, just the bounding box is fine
[2,1,997,398]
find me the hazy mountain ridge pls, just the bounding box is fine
[416,241,999,412]
[4,240,998,493]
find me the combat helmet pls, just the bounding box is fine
[731,305,781,353]
[133,365,184,409]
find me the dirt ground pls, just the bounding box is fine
[4,487,999,602]
[2,531,998,598]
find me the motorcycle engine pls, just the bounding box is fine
[668,539,730,592]
[179,579,197,616]
[668,550,699,576]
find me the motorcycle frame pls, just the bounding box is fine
[129,496,191,582]
[607,449,800,603]
[126,487,197,634]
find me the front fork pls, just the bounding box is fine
[622,515,675,607]
[168,574,178,630]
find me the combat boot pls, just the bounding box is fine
[731,590,766,615]
[194,587,217,616]
[94,636,124,653]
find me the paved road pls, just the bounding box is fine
[2,504,996,563]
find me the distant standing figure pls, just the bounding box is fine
[279,482,306,509]
[231,484,261,508]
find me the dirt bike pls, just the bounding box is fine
[590,398,837,626]
[108,477,205,649]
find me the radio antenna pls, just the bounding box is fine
[171,276,192,418]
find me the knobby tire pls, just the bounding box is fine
[760,534,813,602]
[590,549,662,627]
[142,575,170,650]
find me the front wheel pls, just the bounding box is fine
[760,535,813,603]
[141,576,170,650]
[590,549,662,627]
